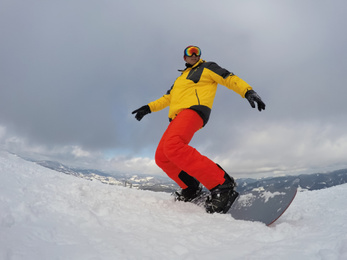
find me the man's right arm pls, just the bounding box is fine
[148,86,172,112]
[148,93,171,112]
[132,87,172,121]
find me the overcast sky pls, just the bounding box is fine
[1,0,347,179]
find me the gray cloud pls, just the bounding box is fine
[1,0,347,178]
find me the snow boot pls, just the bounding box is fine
[205,167,238,214]
[175,171,202,202]
[175,184,202,202]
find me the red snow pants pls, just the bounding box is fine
[155,109,226,190]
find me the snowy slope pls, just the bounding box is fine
[0,151,346,260]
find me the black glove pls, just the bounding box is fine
[245,90,266,111]
[132,105,151,121]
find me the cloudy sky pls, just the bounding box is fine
[1,0,347,179]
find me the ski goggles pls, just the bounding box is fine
[184,46,201,57]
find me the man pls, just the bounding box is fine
[132,45,265,214]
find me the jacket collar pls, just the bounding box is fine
[178,59,204,72]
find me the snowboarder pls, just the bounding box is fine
[132,45,265,213]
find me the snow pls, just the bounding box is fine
[261,191,285,203]
[0,151,346,260]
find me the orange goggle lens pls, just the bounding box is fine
[184,46,201,57]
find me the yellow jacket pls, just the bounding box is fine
[148,59,252,125]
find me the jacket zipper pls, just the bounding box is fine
[195,89,200,105]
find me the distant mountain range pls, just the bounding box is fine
[31,159,178,192]
[28,158,347,193]
[236,168,347,192]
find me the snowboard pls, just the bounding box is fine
[190,182,298,226]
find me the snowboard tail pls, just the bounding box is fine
[229,186,297,226]
[188,181,298,226]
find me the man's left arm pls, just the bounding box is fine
[206,62,266,111]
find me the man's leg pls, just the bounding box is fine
[156,109,238,212]
[160,109,225,190]
[155,122,188,189]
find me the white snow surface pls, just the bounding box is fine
[0,151,346,260]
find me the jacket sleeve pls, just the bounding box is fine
[222,74,253,98]
[206,63,253,98]
[148,87,172,112]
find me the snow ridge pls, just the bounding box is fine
[0,151,346,260]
